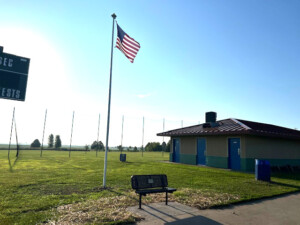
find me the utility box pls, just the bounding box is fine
[255,159,271,182]
[120,153,126,162]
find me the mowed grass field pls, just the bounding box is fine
[0,150,300,224]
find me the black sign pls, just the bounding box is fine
[0,50,30,101]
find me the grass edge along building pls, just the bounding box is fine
[157,112,300,172]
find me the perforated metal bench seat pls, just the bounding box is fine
[131,174,177,209]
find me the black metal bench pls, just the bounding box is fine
[131,174,176,209]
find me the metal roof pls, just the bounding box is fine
[157,118,300,140]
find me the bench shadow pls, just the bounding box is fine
[167,204,197,216]
[135,204,221,225]
[164,215,222,225]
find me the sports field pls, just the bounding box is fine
[0,150,299,224]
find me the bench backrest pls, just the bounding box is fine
[131,174,168,190]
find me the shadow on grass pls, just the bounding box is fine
[270,181,300,189]
[8,154,21,172]
[271,172,300,181]
[210,190,300,210]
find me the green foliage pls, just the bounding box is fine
[48,134,54,148]
[133,146,138,152]
[91,141,104,150]
[145,142,162,152]
[161,141,166,151]
[54,135,62,148]
[166,140,171,152]
[30,139,41,148]
[117,145,123,151]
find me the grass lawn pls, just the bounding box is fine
[0,150,300,225]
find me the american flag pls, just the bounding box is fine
[116,24,140,63]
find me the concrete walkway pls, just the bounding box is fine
[127,192,300,225]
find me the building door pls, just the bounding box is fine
[228,138,241,170]
[197,138,206,165]
[172,138,180,163]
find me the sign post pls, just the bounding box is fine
[0,47,30,101]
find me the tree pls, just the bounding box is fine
[85,145,89,151]
[54,135,62,148]
[145,142,162,152]
[162,141,167,152]
[99,141,104,150]
[91,141,104,150]
[48,134,54,148]
[133,146,138,152]
[128,146,132,151]
[91,141,97,150]
[117,145,123,152]
[166,140,171,152]
[31,139,41,148]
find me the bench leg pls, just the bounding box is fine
[166,191,168,205]
[139,194,142,209]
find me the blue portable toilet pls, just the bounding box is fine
[120,153,126,162]
[255,159,271,182]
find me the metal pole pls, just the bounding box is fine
[40,109,47,157]
[96,113,100,157]
[162,118,165,156]
[14,117,19,157]
[69,111,75,158]
[121,115,124,154]
[142,116,144,157]
[8,107,15,158]
[181,120,183,128]
[103,13,116,188]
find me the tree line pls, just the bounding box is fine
[31,136,171,152]
[30,134,62,148]
[144,140,170,152]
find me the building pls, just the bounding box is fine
[157,112,300,172]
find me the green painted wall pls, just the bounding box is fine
[180,154,196,165]
[169,154,300,173]
[206,156,228,169]
[241,158,300,172]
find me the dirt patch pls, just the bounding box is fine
[45,193,141,225]
[45,189,240,224]
[173,188,240,209]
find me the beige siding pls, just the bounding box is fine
[245,136,300,159]
[171,135,245,157]
[206,136,227,157]
[180,137,197,154]
[240,136,246,158]
[206,136,244,157]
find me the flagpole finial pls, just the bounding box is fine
[112,13,117,19]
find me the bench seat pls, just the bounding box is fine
[131,174,176,209]
[136,187,177,195]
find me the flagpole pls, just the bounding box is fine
[142,116,144,157]
[103,13,116,188]
[69,110,75,158]
[96,113,100,157]
[8,107,15,158]
[40,109,47,157]
[121,115,124,154]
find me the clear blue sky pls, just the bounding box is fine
[0,0,299,146]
